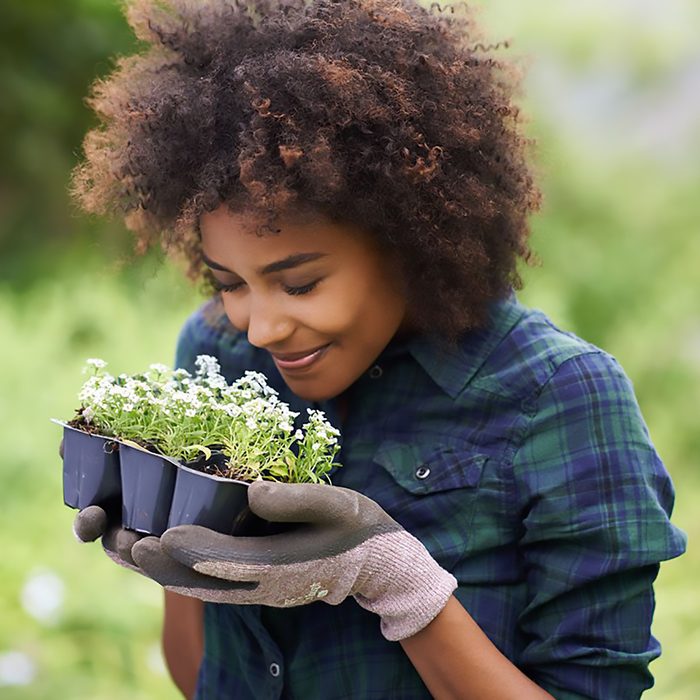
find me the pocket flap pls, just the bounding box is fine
[373,440,487,495]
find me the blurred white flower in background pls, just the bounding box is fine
[146,643,167,676]
[0,651,36,687]
[21,569,65,626]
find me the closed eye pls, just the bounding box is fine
[283,280,319,296]
[211,279,244,293]
[211,278,320,296]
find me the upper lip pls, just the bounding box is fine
[269,343,330,361]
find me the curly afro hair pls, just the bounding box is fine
[72,0,541,342]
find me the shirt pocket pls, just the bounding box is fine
[371,440,488,569]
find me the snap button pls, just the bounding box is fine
[269,662,281,677]
[368,365,383,379]
[415,465,431,480]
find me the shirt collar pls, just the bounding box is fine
[403,292,526,399]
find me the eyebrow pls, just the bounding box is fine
[201,251,328,276]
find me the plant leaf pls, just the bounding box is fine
[191,444,212,460]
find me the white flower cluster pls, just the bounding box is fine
[75,356,341,483]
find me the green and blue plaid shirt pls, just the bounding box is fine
[175,292,686,700]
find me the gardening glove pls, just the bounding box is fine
[72,505,145,575]
[131,480,458,641]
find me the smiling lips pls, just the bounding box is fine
[270,343,331,370]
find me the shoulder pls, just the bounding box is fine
[472,298,626,407]
[474,300,654,449]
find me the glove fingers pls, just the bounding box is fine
[247,481,367,525]
[103,526,144,567]
[73,505,108,542]
[161,523,392,575]
[161,524,303,570]
[132,536,258,592]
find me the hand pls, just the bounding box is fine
[131,481,458,641]
[73,505,146,575]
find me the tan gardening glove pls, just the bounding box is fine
[131,481,458,641]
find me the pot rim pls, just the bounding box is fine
[175,460,253,486]
[51,417,116,443]
[117,438,181,466]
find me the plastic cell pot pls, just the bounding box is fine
[166,463,255,536]
[119,443,177,536]
[53,419,121,511]
[168,454,293,537]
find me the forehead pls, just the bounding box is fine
[198,204,380,260]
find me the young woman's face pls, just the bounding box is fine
[199,204,408,402]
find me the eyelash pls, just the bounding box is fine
[212,279,320,296]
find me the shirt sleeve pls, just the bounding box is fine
[511,351,687,699]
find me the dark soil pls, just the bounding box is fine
[184,450,233,478]
[66,416,162,454]
[67,416,114,437]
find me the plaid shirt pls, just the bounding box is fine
[174,292,686,700]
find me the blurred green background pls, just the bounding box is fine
[0,0,697,697]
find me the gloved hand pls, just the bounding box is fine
[131,480,458,641]
[73,505,145,575]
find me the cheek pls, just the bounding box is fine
[302,275,385,338]
[218,270,406,341]
[219,288,355,338]
[313,274,405,341]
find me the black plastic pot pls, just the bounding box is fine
[168,456,293,537]
[119,443,177,536]
[53,420,121,510]
[167,463,257,535]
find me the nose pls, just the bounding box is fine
[243,294,294,349]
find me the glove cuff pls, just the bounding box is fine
[353,530,458,642]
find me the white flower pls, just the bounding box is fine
[84,358,107,370]
[21,569,65,626]
[195,354,221,377]
[0,650,36,686]
[218,403,242,418]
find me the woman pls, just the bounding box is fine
[70,0,686,698]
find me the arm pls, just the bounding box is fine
[512,353,687,698]
[401,596,554,700]
[163,590,204,700]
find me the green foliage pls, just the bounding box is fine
[0,0,138,288]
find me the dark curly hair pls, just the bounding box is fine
[72,0,541,342]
